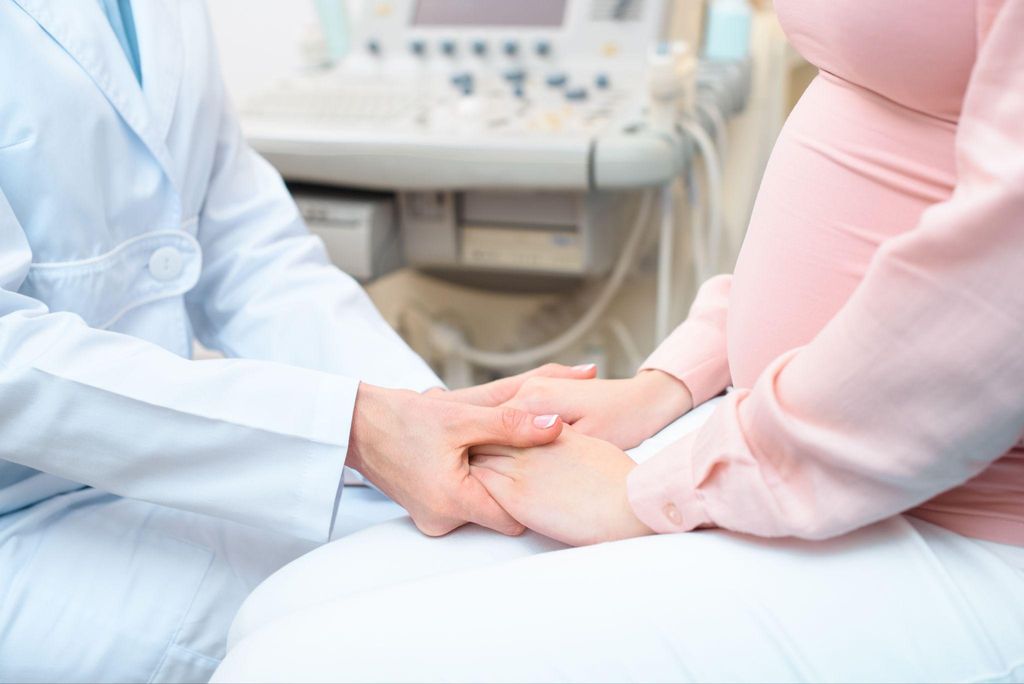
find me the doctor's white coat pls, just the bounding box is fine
[0,0,439,543]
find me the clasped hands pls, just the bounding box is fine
[345,365,693,546]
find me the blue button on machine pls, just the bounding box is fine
[565,86,588,101]
[409,40,426,56]
[450,72,474,95]
[367,39,381,55]
[545,73,568,87]
[441,40,457,56]
[594,73,611,89]
[472,40,488,56]
[503,67,526,83]
[503,41,519,57]
[535,41,551,57]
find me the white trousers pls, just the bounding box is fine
[215,401,1024,684]
[0,484,407,683]
[0,489,315,683]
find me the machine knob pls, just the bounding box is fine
[472,40,488,56]
[565,86,588,101]
[545,73,568,87]
[503,67,526,83]
[535,41,552,57]
[594,73,611,89]
[503,40,519,57]
[367,39,381,55]
[440,40,457,56]
[409,39,426,56]
[450,72,475,95]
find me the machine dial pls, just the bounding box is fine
[546,73,568,87]
[591,0,643,21]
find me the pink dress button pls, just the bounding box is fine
[663,503,683,527]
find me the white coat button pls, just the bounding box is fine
[663,503,683,527]
[148,246,183,281]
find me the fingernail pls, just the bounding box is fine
[572,363,596,372]
[533,414,559,429]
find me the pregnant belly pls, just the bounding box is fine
[727,71,958,388]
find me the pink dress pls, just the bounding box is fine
[627,0,1024,545]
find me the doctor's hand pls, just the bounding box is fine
[469,427,654,547]
[501,369,694,450]
[424,362,598,407]
[345,383,564,537]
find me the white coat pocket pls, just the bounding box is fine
[21,229,202,329]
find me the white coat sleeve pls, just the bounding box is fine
[0,186,352,542]
[183,37,440,393]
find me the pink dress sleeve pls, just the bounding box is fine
[628,0,1024,539]
[640,274,732,407]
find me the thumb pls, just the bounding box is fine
[452,404,563,448]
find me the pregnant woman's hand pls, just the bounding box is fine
[424,362,598,407]
[502,370,694,449]
[470,428,653,546]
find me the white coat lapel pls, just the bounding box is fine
[133,0,183,145]
[12,0,177,185]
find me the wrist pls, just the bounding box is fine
[618,462,655,540]
[635,369,694,417]
[346,383,407,474]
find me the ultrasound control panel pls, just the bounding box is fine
[241,0,682,191]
